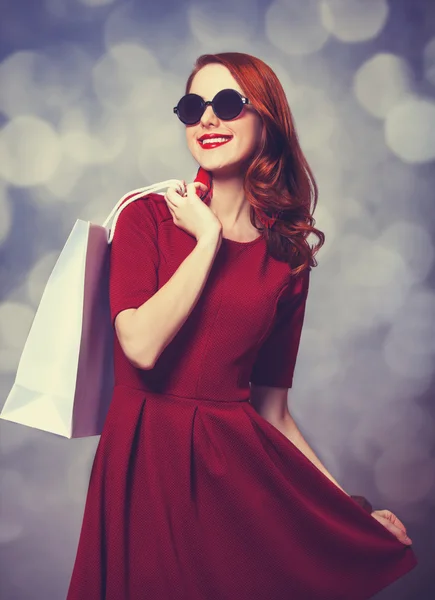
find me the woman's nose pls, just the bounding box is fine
[200,105,219,126]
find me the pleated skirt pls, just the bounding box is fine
[66,385,417,600]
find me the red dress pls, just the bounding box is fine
[67,193,417,600]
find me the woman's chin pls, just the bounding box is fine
[197,161,241,179]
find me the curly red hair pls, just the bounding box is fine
[185,52,325,276]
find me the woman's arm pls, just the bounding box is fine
[250,384,291,424]
[251,384,350,496]
[115,231,221,370]
[278,414,351,496]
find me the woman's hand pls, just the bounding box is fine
[164,180,222,242]
[370,509,413,545]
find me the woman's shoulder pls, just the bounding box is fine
[279,265,311,302]
[115,191,171,228]
[147,192,173,223]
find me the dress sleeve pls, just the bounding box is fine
[109,195,159,327]
[249,268,310,389]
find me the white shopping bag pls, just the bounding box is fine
[0,179,184,438]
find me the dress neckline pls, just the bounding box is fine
[221,230,264,246]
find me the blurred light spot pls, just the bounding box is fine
[104,2,152,49]
[188,1,258,48]
[0,51,48,118]
[265,0,329,56]
[0,116,61,186]
[0,184,12,247]
[0,46,93,120]
[79,0,116,6]
[384,288,435,378]
[337,235,409,331]
[287,85,337,150]
[92,43,162,112]
[62,131,97,165]
[354,53,413,118]
[341,235,408,289]
[106,43,158,75]
[385,97,435,163]
[320,0,388,42]
[60,108,126,166]
[379,221,434,285]
[423,36,435,87]
[41,155,84,202]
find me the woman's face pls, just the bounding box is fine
[184,63,263,178]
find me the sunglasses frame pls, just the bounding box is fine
[173,88,251,125]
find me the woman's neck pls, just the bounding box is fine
[208,174,252,231]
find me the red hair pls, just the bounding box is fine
[186,52,324,276]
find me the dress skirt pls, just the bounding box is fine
[66,385,417,600]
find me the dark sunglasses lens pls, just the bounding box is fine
[177,94,203,124]
[214,89,244,120]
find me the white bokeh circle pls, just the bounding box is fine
[60,108,126,166]
[0,51,46,118]
[379,221,434,285]
[384,288,435,379]
[321,0,389,43]
[265,0,329,56]
[385,97,435,163]
[0,116,62,186]
[354,53,413,119]
[287,85,338,151]
[188,0,258,48]
[93,43,162,112]
[0,46,93,120]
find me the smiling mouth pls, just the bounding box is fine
[198,136,232,149]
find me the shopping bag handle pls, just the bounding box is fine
[103,179,183,244]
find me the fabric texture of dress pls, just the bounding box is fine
[66,192,417,600]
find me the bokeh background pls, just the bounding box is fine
[0,0,434,598]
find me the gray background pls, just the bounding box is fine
[0,0,434,598]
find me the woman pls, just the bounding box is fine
[67,52,417,600]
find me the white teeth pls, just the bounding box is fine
[200,137,231,144]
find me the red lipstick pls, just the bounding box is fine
[198,133,232,150]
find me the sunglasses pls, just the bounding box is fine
[173,88,251,125]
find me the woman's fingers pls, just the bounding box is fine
[165,179,209,217]
[193,181,209,196]
[371,510,412,544]
[165,182,185,207]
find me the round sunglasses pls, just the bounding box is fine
[173,88,251,125]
